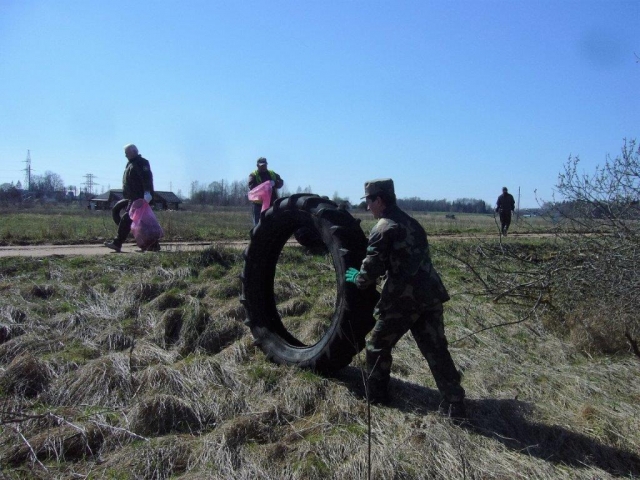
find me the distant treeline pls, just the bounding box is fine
[1,174,493,214]
[397,197,492,214]
[189,180,493,213]
[189,180,250,206]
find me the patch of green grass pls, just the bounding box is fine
[292,452,330,478]
[246,362,281,390]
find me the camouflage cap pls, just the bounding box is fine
[362,178,395,199]
[257,157,267,165]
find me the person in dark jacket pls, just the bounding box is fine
[495,186,516,236]
[345,178,466,419]
[104,144,158,252]
[248,157,284,226]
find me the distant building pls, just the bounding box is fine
[90,189,182,210]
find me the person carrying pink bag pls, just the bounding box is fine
[104,144,161,252]
[247,157,284,226]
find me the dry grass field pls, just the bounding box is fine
[0,204,551,246]
[0,207,638,479]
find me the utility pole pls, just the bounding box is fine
[82,174,99,196]
[23,150,32,190]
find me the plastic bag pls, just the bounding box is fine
[129,199,164,249]
[247,181,273,212]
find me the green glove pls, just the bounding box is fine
[345,267,360,284]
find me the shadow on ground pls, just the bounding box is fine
[333,366,640,478]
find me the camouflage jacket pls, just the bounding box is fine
[122,155,154,201]
[355,204,450,313]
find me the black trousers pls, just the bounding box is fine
[115,201,133,245]
[499,210,512,232]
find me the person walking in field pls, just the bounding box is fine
[248,157,284,226]
[104,144,159,252]
[495,186,516,236]
[345,178,466,419]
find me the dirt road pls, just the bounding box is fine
[0,240,312,257]
[0,241,245,257]
[0,233,545,258]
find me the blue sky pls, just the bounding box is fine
[1,0,638,208]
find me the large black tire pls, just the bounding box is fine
[112,199,129,225]
[241,194,379,373]
[293,226,326,253]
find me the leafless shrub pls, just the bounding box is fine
[129,394,202,436]
[454,139,640,359]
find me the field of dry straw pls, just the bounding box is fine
[0,211,638,479]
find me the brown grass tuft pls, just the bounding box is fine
[179,303,211,356]
[132,282,165,302]
[28,284,55,299]
[160,308,184,347]
[278,299,311,317]
[0,323,25,345]
[152,291,186,311]
[134,364,197,399]
[194,316,246,355]
[215,302,246,321]
[48,353,133,407]
[221,414,279,449]
[0,332,64,365]
[99,329,135,351]
[5,424,104,466]
[95,436,193,479]
[130,394,202,436]
[0,353,53,397]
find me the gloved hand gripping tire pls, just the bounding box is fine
[345,267,360,284]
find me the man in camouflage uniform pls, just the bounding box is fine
[345,178,466,418]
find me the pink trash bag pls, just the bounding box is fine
[248,181,273,212]
[129,199,164,250]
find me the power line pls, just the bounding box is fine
[23,150,32,190]
[82,174,99,195]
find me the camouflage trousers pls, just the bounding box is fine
[366,300,465,403]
